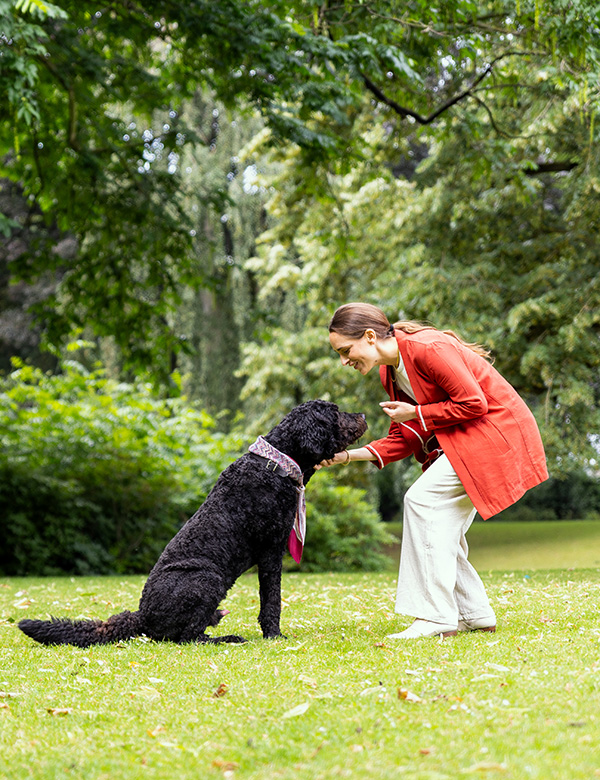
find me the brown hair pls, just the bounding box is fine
[328,302,492,361]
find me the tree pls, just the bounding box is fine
[1,0,599,467]
[231,1,600,471]
[3,0,597,379]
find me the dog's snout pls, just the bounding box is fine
[360,413,366,420]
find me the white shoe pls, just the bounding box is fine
[457,616,496,633]
[385,619,458,640]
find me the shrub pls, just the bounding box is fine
[0,360,247,575]
[297,470,395,572]
[0,359,393,576]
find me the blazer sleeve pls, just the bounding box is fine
[413,341,488,431]
[365,422,423,469]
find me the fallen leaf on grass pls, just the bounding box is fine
[398,688,424,704]
[374,642,392,652]
[419,746,435,755]
[349,744,364,753]
[298,674,317,688]
[47,708,72,717]
[282,702,310,718]
[485,663,512,673]
[462,761,507,773]
[0,703,10,711]
[212,683,229,698]
[359,686,384,697]
[130,686,161,700]
[147,725,166,738]
[212,758,239,771]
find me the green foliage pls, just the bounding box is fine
[3,0,598,380]
[495,472,600,522]
[233,0,600,472]
[0,359,248,575]
[2,0,599,519]
[0,357,395,575]
[297,470,395,573]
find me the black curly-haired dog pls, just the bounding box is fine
[18,400,367,647]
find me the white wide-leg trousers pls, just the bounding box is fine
[394,454,495,626]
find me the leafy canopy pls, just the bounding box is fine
[2,0,598,375]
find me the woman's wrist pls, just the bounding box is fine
[344,447,377,463]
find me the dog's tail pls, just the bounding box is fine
[18,610,142,648]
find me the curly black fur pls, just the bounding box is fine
[18,401,367,647]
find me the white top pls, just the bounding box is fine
[391,350,417,402]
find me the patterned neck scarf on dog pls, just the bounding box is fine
[248,436,306,563]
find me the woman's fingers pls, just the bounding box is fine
[317,452,346,468]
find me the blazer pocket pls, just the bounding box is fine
[470,417,512,455]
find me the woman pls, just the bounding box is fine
[322,303,548,639]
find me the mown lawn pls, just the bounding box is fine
[2,566,600,780]
[384,520,600,572]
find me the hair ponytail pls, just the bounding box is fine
[392,320,492,361]
[329,303,492,361]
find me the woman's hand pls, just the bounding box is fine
[316,450,350,469]
[380,401,418,423]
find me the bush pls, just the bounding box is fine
[0,359,393,576]
[491,471,600,522]
[0,360,248,575]
[297,470,395,572]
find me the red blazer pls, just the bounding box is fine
[366,419,443,472]
[368,329,548,520]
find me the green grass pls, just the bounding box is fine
[2,568,600,779]
[385,520,600,572]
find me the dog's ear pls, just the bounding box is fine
[294,401,340,462]
[267,400,342,464]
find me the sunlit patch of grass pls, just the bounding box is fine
[2,571,600,779]
[385,520,600,572]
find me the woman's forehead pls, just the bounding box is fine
[329,332,356,352]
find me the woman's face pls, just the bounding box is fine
[329,330,379,375]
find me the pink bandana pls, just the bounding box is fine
[248,436,306,563]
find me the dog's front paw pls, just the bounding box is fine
[264,632,287,640]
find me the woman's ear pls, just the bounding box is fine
[364,328,377,345]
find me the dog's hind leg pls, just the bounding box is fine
[177,611,246,644]
[180,627,247,644]
[208,608,230,626]
[194,633,247,644]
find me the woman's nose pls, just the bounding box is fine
[341,356,350,366]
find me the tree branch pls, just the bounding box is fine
[37,56,81,151]
[524,161,579,176]
[361,50,537,125]
[470,94,513,137]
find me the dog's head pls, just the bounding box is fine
[266,400,368,473]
